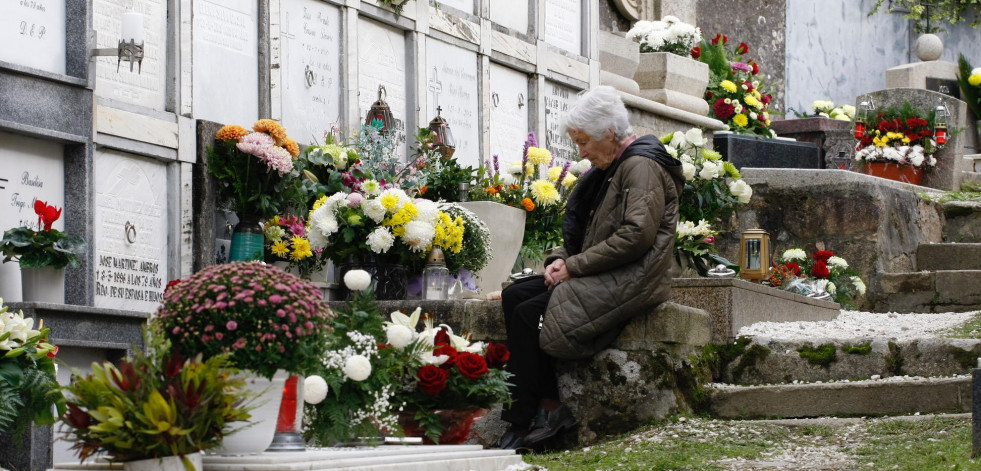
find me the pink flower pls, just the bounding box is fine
[226,320,238,331]
[269,294,283,304]
[232,337,247,349]
[346,192,364,208]
[172,327,181,335]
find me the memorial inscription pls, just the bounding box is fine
[426,39,479,167]
[489,64,529,164]
[544,81,579,162]
[280,0,341,145]
[0,0,67,74]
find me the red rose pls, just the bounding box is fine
[736,42,749,54]
[690,46,701,59]
[811,261,830,278]
[417,365,450,395]
[713,99,736,120]
[813,250,834,262]
[434,344,458,367]
[484,342,511,369]
[456,352,489,379]
[433,329,450,346]
[785,262,801,276]
[712,33,728,45]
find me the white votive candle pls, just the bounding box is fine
[121,12,144,44]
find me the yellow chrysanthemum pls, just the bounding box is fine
[873,135,888,147]
[254,119,289,145]
[311,195,328,211]
[525,163,535,177]
[383,202,418,228]
[380,193,401,211]
[702,149,723,161]
[264,216,281,230]
[547,166,563,182]
[527,147,552,165]
[290,237,313,261]
[721,80,738,93]
[271,241,290,258]
[969,73,981,86]
[216,124,249,141]
[429,212,465,254]
[732,114,749,127]
[529,179,561,206]
[723,162,741,179]
[744,95,763,110]
[561,174,577,188]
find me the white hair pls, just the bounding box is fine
[558,86,634,141]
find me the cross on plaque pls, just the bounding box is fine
[427,66,442,115]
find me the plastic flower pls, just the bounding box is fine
[526,147,552,165]
[720,80,738,93]
[303,375,329,404]
[343,269,372,291]
[529,180,560,206]
[342,355,372,381]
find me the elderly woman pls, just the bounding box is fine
[496,86,685,450]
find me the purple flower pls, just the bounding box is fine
[492,154,500,177]
[557,161,571,187]
[731,62,752,73]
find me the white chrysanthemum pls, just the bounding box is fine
[699,161,720,180]
[684,128,707,147]
[499,173,518,186]
[662,15,680,24]
[626,21,654,41]
[386,324,415,349]
[303,375,329,404]
[309,205,339,237]
[362,179,381,195]
[828,256,848,268]
[682,162,696,180]
[343,269,372,291]
[307,227,328,250]
[363,199,387,223]
[379,188,410,210]
[343,355,372,381]
[852,276,866,296]
[562,174,577,188]
[403,221,436,250]
[570,160,591,176]
[909,149,925,167]
[367,227,395,253]
[414,199,440,225]
[729,179,753,204]
[782,248,807,261]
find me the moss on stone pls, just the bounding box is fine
[730,345,772,383]
[797,343,837,368]
[885,341,904,376]
[842,342,873,355]
[948,345,981,370]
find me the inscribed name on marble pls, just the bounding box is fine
[280,0,341,146]
[489,64,529,166]
[94,0,167,109]
[357,18,407,157]
[426,38,479,168]
[543,0,582,55]
[544,80,579,163]
[93,150,168,312]
[192,0,258,125]
[0,0,67,74]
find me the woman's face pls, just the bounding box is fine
[568,129,619,170]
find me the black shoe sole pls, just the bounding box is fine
[523,416,578,445]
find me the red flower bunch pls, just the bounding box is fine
[856,102,937,149]
[1,200,87,269]
[712,33,728,45]
[690,46,701,59]
[35,201,62,231]
[698,34,775,137]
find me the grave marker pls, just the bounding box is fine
[490,0,528,33]
[358,18,407,158]
[426,38,479,168]
[193,0,258,125]
[544,80,579,163]
[94,0,167,109]
[0,0,66,74]
[489,64,529,165]
[543,0,582,55]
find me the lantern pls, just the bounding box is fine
[738,229,771,282]
[934,100,950,147]
[854,96,875,140]
[422,248,450,300]
[428,106,456,160]
[365,85,396,133]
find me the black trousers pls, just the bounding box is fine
[500,276,560,427]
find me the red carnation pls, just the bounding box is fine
[813,250,834,262]
[748,59,759,75]
[785,262,801,276]
[456,352,489,379]
[736,42,749,54]
[434,344,458,367]
[712,33,728,45]
[706,91,714,100]
[484,342,511,368]
[165,279,182,293]
[810,260,830,278]
[417,365,450,395]
[713,98,736,120]
[690,46,701,59]
[433,329,450,346]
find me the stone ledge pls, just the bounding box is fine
[8,302,148,350]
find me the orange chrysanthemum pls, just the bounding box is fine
[253,119,288,145]
[521,197,535,212]
[419,186,429,195]
[485,186,499,195]
[284,138,300,158]
[215,125,249,141]
[509,184,520,191]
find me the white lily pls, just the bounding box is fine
[387,307,421,329]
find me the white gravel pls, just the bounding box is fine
[736,310,979,342]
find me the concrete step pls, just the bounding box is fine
[942,201,981,243]
[719,337,981,385]
[917,243,981,271]
[52,446,527,471]
[872,270,981,313]
[706,375,971,419]
[961,170,981,189]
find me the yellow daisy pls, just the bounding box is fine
[271,241,290,258]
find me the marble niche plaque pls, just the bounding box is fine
[426,38,480,168]
[193,0,258,125]
[0,131,66,302]
[490,0,528,34]
[280,0,341,146]
[544,0,582,55]
[489,64,529,166]
[544,80,580,163]
[93,0,168,110]
[94,150,169,312]
[0,0,67,74]
[437,0,473,14]
[358,18,407,158]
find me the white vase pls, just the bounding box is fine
[0,262,22,302]
[123,452,202,471]
[458,201,526,294]
[214,369,288,455]
[21,266,65,303]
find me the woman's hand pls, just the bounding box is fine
[544,258,570,290]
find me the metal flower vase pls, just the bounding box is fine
[229,213,265,262]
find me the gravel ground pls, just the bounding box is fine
[737,310,979,342]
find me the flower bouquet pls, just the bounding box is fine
[626,15,702,56]
[61,333,251,469]
[0,299,64,439]
[150,261,332,379]
[413,128,478,202]
[263,214,327,279]
[208,119,302,220]
[773,248,866,308]
[674,219,739,276]
[853,102,937,184]
[661,127,752,224]
[794,100,856,121]
[436,202,491,275]
[695,35,776,137]
[0,200,86,269]
[296,129,360,209]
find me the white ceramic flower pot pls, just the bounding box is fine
[458,201,526,294]
[0,262,22,302]
[214,369,288,455]
[123,452,202,471]
[20,266,65,303]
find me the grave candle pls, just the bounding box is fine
[121,12,144,44]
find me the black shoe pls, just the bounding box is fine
[523,405,577,445]
[493,430,522,449]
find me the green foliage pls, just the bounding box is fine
[843,343,873,355]
[870,0,981,33]
[1,226,87,269]
[437,203,491,273]
[414,127,477,203]
[855,417,972,469]
[797,343,838,368]
[696,36,777,137]
[956,53,981,119]
[948,345,981,370]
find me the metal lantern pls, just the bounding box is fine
[365,85,396,133]
[428,106,456,160]
[738,229,771,282]
[934,100,950,147]
[422,248,450,300]
[854,96,875,140]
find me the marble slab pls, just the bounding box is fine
[488,63,529,165]
[426,38,480,168]
[543,0,582,56]
[93,0,168,109]
[436,0,474,15]
[489,0,528,34]
[357,17,407,157]
[192,0,259,125]
[543,80,580,163]
[713,133,821,170]
[0,0,67,74]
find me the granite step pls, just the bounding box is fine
[942,201,981,243]
[916,243,981,271]
[706,375,971,419]
[51,446,528,471]
[871,270,981,313]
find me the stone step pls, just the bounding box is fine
[52,446,527,471]
[961,170,981,189]
[706,375,971,419]
[965,154,981,174]
[942,201,981,243]
[718,337,981,385]
[871,270,981,313]
[916,243,981,270]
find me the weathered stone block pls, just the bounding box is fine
[934,270,981,305]
[714,133,821,170]
[917,243,981,271]
[878,272,935,294]
[613,302,712,350]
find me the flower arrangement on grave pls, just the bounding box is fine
[435,202,491,275]
[661,127,752,225]
[150,261,332,380]
[208,119,302,220]
[772,248,866,308]
[0,299,64,438]
[413,128,478,202]
[794,100,856,121]
[61,332,251,468]
[0,200,87,269]
[695,35,776,137]
[852,102,938,170]
[296,128,361,209]
[674,220,738,276]
[471,132,584,261]
[263,214,328,279]
[956,54,981,124]
[626,16,702,56]
[344,122,432,195]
